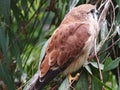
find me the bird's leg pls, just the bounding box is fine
[67,73,80,84]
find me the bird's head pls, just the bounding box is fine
[88,7,99,21]
[77,4,99,21]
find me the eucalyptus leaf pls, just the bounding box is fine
[92,75,112,90]
[83,61,93,74]
[104,57,112,66]
[75,72,89,90]
[116,26,120,35]
[105,72,119,90]
[100,20,108,41]
[104,57,120,71]
[84,64,93,75]
[90,62,104,70]
[116,0,120,7]
[58,78,70,90]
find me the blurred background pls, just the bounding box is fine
[0,0,120,90]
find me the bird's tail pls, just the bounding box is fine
[33,69,61,90]
[24,72,45,90]
[25,68,61,90]
[32,78,45,90]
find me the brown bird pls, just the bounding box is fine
[33,4,99,90]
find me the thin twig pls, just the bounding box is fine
[88,75,92,90]
[99,38,120,56]
[98,0,107,11]
[97,0,111,53]
[94,40,103,81]
[94,39,105,90]
[98,0,110,25]
[88,38,120,60]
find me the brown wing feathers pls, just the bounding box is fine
[40,22,90,78]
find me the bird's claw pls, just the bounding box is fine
[68,73,80,84]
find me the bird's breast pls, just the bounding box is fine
[63,34,95,75]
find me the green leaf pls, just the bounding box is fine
[104,57,120,71]
[58,78,70,90]
[83,61,93,74]
[0,27,9,64]
[10,42,22,71]
[90,62,104,70]
[11,0,24,26]
[92,75,112,90]
[75,72,89,90]
[59,72,89,90]
[92,76,102,90]
[84,64,93,75]
[105,72,119,90]
[0,0,10,24]
[104,57,112,66]
[116,9,120,24]
[116,0,120,7]
[0,63,15,90]
[100,20,108,41]
[116,26,120,36]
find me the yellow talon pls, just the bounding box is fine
[67,73,80,84]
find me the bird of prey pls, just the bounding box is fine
[34,4,99,90]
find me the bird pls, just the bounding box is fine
[33,4,99,90]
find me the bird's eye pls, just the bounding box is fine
[90,9,95,13]
[96,10,99,15]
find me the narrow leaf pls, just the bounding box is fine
[75,72,89,90]
[0,0,10,24]
[0,63,15,90]
[104,57,120,71]
[83,61,93,74]
[90,62,104,70]
[0,27,9,64]
[92,75,112,90]
[104,57,112,66]
[84,65,93,75]
[58,78,70,90]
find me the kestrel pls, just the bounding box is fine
[34,4,99,90]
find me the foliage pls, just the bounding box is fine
[0,0,120,90]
